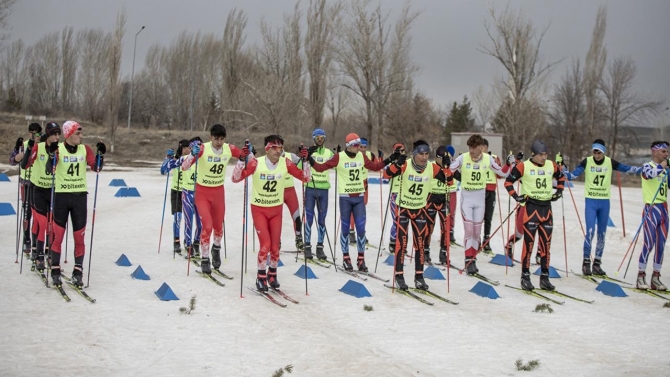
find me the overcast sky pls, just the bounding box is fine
[7,0,670,122]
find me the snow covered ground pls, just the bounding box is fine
[1,167,669,377]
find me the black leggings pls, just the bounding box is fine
[50,192,87,266]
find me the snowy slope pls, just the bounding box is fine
[1,168,669,377]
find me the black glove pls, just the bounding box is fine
[551,190,563,202]
[396,154,407,166]
[444,153,452,167]
[516,151,524,161]
[27,138,35,148]
[96,142,107,155]
[251,146,257,156]
[14,137,23,151]
[514,194,527,204]
[48,141,59,154]
[335,145,342,153]
[378,149,384,160]
[308,145,319,158]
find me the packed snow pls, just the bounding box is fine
[1,166,669,376]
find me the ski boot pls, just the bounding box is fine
[256,270,268,293]
[388,241,396,255]
[520,271,534,291]
[192,242,201,258]
[539,272,555,291]
[22,238,31,255]
[51,266,62,286]
[295,234,304,251]
[200,257,212,275]
[268,267,280,289]
[72,265,84,288]
[394,274,409,291]
[449,231,456,244]
[651,271,667,291]
[636,271,650,289]
[438,248,449,266]
[357,254,368,272]
[592,259,606,276]
[30,247,38,261]
[465,258,478,275]
[315,243,327,260]
[581,258,592,276]
[34,253,45,272]
[304,244,313,260]
[414,274,429,290]
[342,254,353,271]
[424,248,432,265]
[349,231,356,245]
[173,238,181,255]
[211,245,222,270]
[482,236,493,255]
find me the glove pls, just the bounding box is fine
[299,145,308,160]
[14,137,23,151]
[167,149,175,158]
[388,150,401,163]
[513,194,527,204]
[443,153,451,167]
[551,190,563,202]
[27,138,35,148]
[240,144,250,159]
[335,145,342,153]
[516,151,524,161]
[96,142,106,155]
[307,145,318,158]
[48,141,59,154]
[396,154,407,166]
[506,154,515,166]
[251,146,257,156]
[555,153,563,166]
[190,141,200,156]
[378,149,384,160]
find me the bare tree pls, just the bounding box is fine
[547,60,586,166]
[107,9,126,153]
[61,26,76,113]
[221,8,248,128]
[325,76,350,141]
[76,29,110,123]
[1,39,26,110]
[305,0,342,130]
[27,32,61,115]
[0,0,16,47]
[583,5,607,137]
[599,57,662,157]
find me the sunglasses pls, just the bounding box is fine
[592,150,603,154]
[314,136,325,141]
[269,145,284,152]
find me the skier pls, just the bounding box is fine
[46,121,106,287]
[308,133,388,271]
[9,122,42,254]
[162,138,203,256]
[384,143,405,253]
[303,128,334,260]
[20,122,61,271]
[448,134,508,275]
[281,149,305,251]
[231,135,309,292]
[481,139,503,254]
[384,140,451,290]
[504,140,565,291]
[562,139,641,276]
[348,137,375,246]
[160,139,188,254]
[424,145,457,265]
[503,152,528,260]
[181,124,245,275]
[635,141,669,290]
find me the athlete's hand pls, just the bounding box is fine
[396,154,407,166]
[378,149,384,160]
[551,190,563,202]
[96,142,107,155]
[48,141,59,154]
[14,137,23,151]
[190,141,200,156]
[251,146,257,156]
[506,154,515,166]
[335,144,342,153]
[556,153,563,166]
[240,145,250,159]
[516,151,524,161]
[166,148,175,158]
[513,194,527,204]
[443,153,452,166]
[307,145,319,158]
[27,138,35,148]
[299,145,308,160]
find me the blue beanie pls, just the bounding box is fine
[446,145,455,157]
[312,128,326,139]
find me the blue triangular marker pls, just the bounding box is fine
[0,173,10,182]
[294,265,318,279]
[115,254,132,266]
[339,280,372,298]
[423,266,446,280]
[469,281,500,299]
[0,202,16,215]
[155,283,179,301]
[278,259,284,267]
[533,266,561,278]
[607,217,615,227]
[384,255,395,266]
[595,280,627,297]
[109,178,127,187]
[131,265,150,280]
[490,254,514,266]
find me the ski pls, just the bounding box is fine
[504,285,565,305]
[195,270,225,287]
[270,288,299,304]
[65,282,97,303]
[571,270,601,284]
[450,264,500,286]
[450,241,464,248]
[427,262,446,271]
[33,266,49,287]
[246,286,287,307]
[540,289,594,304]
[213,269,234,280]
[623,287,670,301]
[384,284,434,306]
[53,285,71,302]
[409,288,459,305]
[356,270,390,282]
[592,274,633,286]
[298,257,332,269]
[341,269,367,281]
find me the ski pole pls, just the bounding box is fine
[240,140,249,298]
[333,157,338,252]
[374,176,395,273]
[310,174,338,272]
[300,144,309,295]
[391,158,405,292]
[19,166,32,273]
[64,220,68,264]
[505,150,513,273]
[45,151,57,285]
[561,194,569,278]
[85,150,102,288]
[244,142,252,274]
[617,172,626,237]
[187,152,199,277]
[158,168,170,254]
[15,161,22,263]
[619,170,668,277]
[461,202,520,274]
[566,181,585,237]
[224,220,228,259]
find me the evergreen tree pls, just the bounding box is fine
[443,96,475,144]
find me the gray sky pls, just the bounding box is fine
[7,0,670,121]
